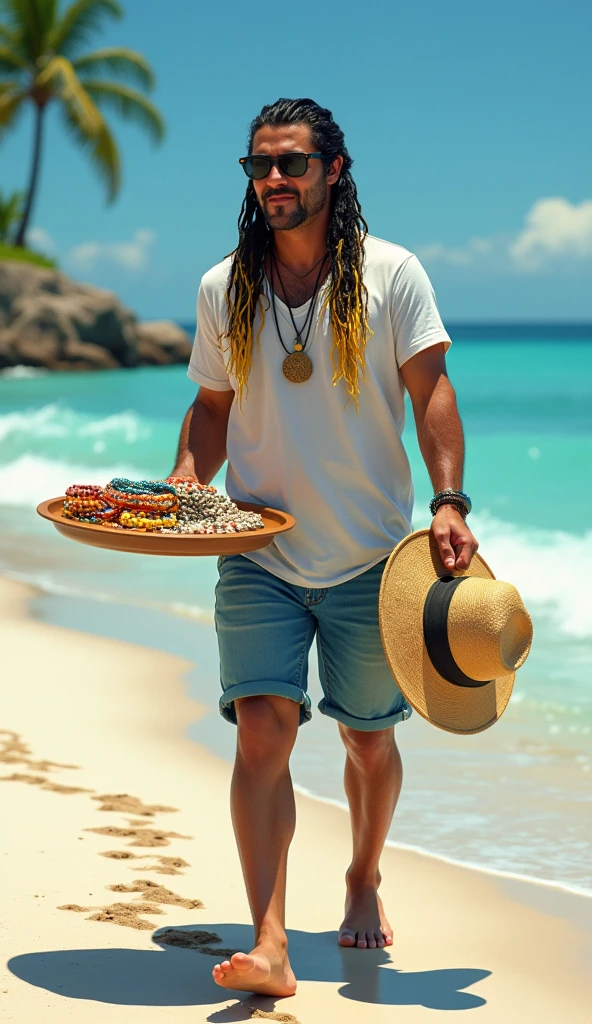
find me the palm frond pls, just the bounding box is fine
[0,19,18,45]
[0,187,24,240]
[61,96,120,200]
[0,84,25,132]
[1,0,59,59]
[0,10,29,64]
[37,55,101,134]
[72,46,154,90]
[51,0,121,57]
[0,0,21,30]
[81,80,164,143]
[0,43,27,74]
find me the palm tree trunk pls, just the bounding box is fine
[14,103,45,249]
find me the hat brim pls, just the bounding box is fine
[379,530,514,735]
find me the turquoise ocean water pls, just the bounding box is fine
[0,330,591,893]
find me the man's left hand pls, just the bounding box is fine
[430,504,479,572]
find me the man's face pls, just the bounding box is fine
[250,124,333,231]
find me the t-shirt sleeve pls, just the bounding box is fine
[187,278,233,391]
[391,254,451,368]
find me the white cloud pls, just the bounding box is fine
[509,198,592,270]
[67,229,156,272]
[416,197,592,274]
[416,236,496,267]
[28,226,57,255]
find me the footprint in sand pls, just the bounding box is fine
[106,879,203,910]
[85,825,192,848]
[250,1010,301,1023]
[100,851,190,875]
[0,730,80,773]
[92,793,178,816]
[157,928,238,957]
[59,901,166,930]
[59,882,204,931]
[0,772,92,795]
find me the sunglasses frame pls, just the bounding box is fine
[239,152,325,180]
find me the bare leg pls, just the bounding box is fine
[212,695,300,996]
[337,724,402,949]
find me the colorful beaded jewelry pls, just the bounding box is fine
[62,478,264,534]
[429,489,472,518]
[103,478,179,516]
[428,497,464,520]
[65,484,104,498]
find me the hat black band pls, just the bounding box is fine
[423,576,491,688]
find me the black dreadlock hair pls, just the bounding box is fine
[224,97,371,408]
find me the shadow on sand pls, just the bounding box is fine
[8,922,491,1016]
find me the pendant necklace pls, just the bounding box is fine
[270,249,328,384]
[274,250,327,279]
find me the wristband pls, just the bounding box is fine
[431,498,468,519]
[430,489,472,517]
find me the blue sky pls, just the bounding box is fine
[2,0,591,321]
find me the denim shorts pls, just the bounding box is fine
[214,554,412,731]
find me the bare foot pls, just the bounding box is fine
[212,945,297,997]
[338,877,393,949]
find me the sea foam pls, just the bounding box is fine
[0,454,146,506]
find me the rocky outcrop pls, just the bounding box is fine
[0,260,192,372]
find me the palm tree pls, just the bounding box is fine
[0,188,23,240]
[0,0,165,247]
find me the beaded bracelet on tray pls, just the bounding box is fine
[61,477,265,534]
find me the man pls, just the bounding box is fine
[172,97,478,998]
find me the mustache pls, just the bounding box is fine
[261,187,300,202]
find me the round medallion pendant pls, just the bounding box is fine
[283,352,313,383]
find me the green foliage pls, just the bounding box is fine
[0,187,23,240]
[0,0,165,240]
[0,241,57,267]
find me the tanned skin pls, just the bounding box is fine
[172,123,478,998]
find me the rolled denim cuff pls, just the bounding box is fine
[317,697,412,731]
[219,681,312,726]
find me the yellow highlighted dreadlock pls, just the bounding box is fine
[222,258,267,407]
[320,237,373,408]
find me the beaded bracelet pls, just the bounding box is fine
[65,484,104,498]
[431,497,469,519]
[104,491,179,512]
[109,478,178,497]
[63,496,119,522]
[429,489,472,517]
[103,482,179,515]
[118,510,177,530]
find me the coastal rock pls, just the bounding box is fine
[135,321,193,365]
[0,260,191,372]
[60,339,120,371]
[0,332,17,369]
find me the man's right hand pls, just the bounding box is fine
[167,470,199,482]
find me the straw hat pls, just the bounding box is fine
[379,529,533,735]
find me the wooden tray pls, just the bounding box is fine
[36,497,296,557]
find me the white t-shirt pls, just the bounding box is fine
[188,234,450,587]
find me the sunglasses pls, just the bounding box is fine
[239,152,325,180]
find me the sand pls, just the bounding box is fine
[0,575,590,1023]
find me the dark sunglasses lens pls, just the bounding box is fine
[244,156,271,179]
[278,153,308,177]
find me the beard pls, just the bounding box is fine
[261,176,328,231]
